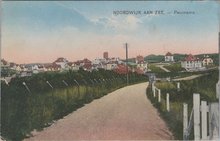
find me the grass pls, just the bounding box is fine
[146,69,218,140]
[148,64,165,73]
[1,71,147,141]
[163,63,185,72]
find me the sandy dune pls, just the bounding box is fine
[24,82,173,140]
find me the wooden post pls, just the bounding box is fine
[166,93,170,111]
[183,103,188,140]
[158,89,161,102]
[201,101,208,140]
[193,93,201,140]
[153,85,156,97]
[177,82,180,89]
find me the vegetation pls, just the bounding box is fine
[1,68,17,77]
[144,54,164,63]
[148,64,165,73]
[146,69,218,140]
[163,63,185,72]
[173,54,187,62]
[1,69,147,141]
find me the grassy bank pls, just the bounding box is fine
[146,69,218,140]
[1,69,147,141]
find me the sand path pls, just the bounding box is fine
[24,82,173,140]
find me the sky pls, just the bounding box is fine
[1,1,220,64]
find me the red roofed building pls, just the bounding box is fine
[181,54,203,71]
[165,52,174,62]
[1,59,9,66]
[136,55,144,64]
[45,63,61,71]
[54,57,69,69]
[75,58,92,71]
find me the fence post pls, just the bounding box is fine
[177,82,180,91]
[201,101,208,140]
[153,84,156,97]
[166,93,170,112]
[183,103,188,140]
[193,93,201,140]
[158,89,161,102]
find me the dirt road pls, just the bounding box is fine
[24,82,173,140]
[173,74,207,81]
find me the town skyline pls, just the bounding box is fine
[2,51,218,65]
[2,1,219,64]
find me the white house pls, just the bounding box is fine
[181,54,204,71]
[68,62,80,71]
[202,55,214,66]
[106,61,118,70]
[137,61,148,73]
[165,52,174,62]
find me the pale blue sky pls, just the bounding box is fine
[2,1,220,63]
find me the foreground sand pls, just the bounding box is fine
[24,82,173,140]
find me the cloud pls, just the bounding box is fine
[91,15,142,32]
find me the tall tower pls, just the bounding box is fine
[103,52,108,59]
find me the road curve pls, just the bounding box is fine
[24,82,173,140]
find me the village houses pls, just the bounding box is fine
[181,54,204,71]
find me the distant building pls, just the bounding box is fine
[1,59,10,68]
[106,61,118,70]
[181,54,204,71]
[165,52,174,62]
[135,55,148,73]
[202,55,213,66]
[54,57,69,69]
[75,58,92,71]
[68,62,80,71]
[44,63,61,71]
[103,52,108,59]
[136,55,144,64]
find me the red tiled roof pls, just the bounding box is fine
[184,54,200,61]
[83,64,92,70]
[1,59,8,65]
[54,57,68,63]
[45,63,61,69]
[165,52,173,56]
[136,55,144,62]
[9,62,17,67]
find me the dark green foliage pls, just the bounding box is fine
[1,70,147,141]
[144,54,164,63]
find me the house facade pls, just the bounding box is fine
[54,57,69,69]
[165,52,174,62]
[135,55,148,74]
[181,54,204,71]
[202,55,214,66]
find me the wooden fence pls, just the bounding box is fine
[183,93,219,140]
[151,82,219,140]
[152,82,170,112]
